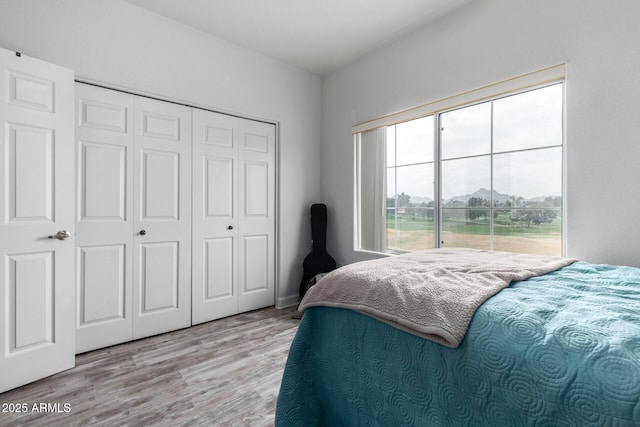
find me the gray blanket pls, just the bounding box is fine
[299,248,577,347]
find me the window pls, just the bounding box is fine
[386,116,435,252]
[355,68,565,257]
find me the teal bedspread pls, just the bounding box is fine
[275,262,640,426]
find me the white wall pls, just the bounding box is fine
[321,0,640,267]
[0,0,322,306]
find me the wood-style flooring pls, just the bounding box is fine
[0,306,300,427]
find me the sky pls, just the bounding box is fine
[384,83,563,201]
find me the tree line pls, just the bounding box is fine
[387,193,561,228]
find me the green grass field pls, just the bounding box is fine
[386,213,561,256]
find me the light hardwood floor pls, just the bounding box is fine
[0,306,300,427]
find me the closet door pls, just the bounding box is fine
[75,84,134,353]
[192,109,238,323]
[0,48,75,392]
[237,118,276,312]
[133,97,191,339]
[192,109,275,324]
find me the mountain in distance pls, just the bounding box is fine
[446,187,511,204]
[404,188,558,205]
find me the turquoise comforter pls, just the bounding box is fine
[275,262,640,426]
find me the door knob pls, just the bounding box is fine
[48,230,70,240]
[227,225,233,230]
[139,230,147,235]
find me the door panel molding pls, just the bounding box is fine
[204,237,234,300]
[77,244,126,326]
[205,156,234,218]
[78,98,128,133]
[8,70,55,113]
[7,251,54,352]
[139,241,179,313]
[140,149,180,220]
[79,141,127,221]
[6,123,54,223]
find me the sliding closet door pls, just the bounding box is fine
[75,84,134,353]
[133,97,191,339]
[0,48,75,392]
[192,109,275,325]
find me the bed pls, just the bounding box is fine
[275,249,640,426]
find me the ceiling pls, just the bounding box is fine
[123,0,473,76]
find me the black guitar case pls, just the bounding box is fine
[299,203,337,301]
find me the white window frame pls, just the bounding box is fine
[353,64,567,255]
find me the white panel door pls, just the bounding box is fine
[237,118,275,312]
[0,48,75,392]
[192,109,238,323]
[133,97,191,339]
[192,109,275,324]
[75,83,134,353]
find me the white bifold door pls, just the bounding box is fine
[131,97,191,338]
[75,85,133,351]
[0,48,75,392]
[75,83,191,352]
[192,109,275,324]
[76,84,275,351]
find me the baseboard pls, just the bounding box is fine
[276,294,300,309]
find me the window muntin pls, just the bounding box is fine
[356,82,564,257]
